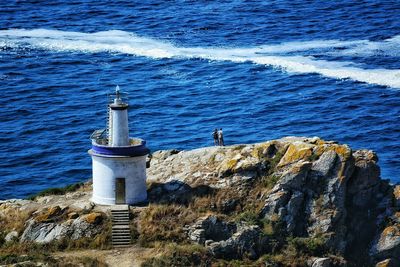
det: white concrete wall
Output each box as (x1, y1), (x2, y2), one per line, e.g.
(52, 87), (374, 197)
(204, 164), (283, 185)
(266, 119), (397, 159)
(91, 154), (147, 205)
(111, 109), (129, 147)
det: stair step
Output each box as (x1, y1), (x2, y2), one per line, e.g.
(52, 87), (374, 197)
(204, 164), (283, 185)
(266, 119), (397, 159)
(112, 239), (131, 242)
(113, 239), (131, 244)
(113, 221), (129, 224)
(112, 235), (130, 238)
(110, 205), (131, 248)
(113, 236), (131, 242)
(112, 232), (130, 235)
(112, 229), (130, 232)
(111, 204), (129, 210)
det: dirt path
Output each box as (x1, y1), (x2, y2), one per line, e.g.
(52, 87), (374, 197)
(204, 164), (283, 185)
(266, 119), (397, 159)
(53, 246), (154, 267)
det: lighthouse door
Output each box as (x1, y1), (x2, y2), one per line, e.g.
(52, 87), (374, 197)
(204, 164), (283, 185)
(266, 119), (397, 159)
(115, 178), (126, 204)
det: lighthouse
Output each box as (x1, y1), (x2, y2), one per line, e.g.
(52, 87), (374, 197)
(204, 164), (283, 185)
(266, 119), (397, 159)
(88, 86), (149, 205)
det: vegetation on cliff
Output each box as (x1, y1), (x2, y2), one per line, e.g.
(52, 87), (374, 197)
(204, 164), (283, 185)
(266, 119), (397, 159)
(0, 137), (399, 266)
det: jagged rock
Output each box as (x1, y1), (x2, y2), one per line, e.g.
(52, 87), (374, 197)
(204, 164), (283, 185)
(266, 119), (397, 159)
(311, 257), (331, 267)
(83, 212), (103, 224)
(347, 150), (381, 208)
(148, 137), (400, 263)
(20, 213), (105, 243)
(311, 150), (338, 177)
(261, 190), (290, 217)
(275, 161), (311, 191)
(187, 215), (236, 245)
(207, 225), (265, 260)
(187, 216), (266, 259)
(34, 206), (64, 223)
(5, 230), (18, 242)
(370, 224), (400, 261)
(375, 258), (399, 267)
(393, 185), (400, 207)
(69, 199), (95, 211)
(67, 212), (79, 219)
(277, 142), (313, 167)
(2, 137), (400, 265)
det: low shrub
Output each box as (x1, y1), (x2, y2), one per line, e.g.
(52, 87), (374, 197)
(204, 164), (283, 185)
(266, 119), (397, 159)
(235, 211), (259, 225)
(27, 182), (84, 200)
(287, 236), (327, 256)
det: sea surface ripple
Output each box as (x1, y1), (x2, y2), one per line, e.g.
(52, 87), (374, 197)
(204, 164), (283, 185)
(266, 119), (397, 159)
(0, 0), (399, 199)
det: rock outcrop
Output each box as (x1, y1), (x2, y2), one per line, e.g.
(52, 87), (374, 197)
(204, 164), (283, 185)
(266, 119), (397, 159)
(20, 208), (104, 243)
(0, 186), (109, 246)
(186, 215), (266, 259)
(0, 136), (399, 266)
(146, 137), (400, 265)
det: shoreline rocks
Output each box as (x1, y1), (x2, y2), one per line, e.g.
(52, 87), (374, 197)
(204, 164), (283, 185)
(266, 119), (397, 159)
(1, 136), (399, 266)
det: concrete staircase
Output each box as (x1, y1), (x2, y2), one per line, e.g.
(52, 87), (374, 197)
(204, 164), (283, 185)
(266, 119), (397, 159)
(111, 205), (131, 248)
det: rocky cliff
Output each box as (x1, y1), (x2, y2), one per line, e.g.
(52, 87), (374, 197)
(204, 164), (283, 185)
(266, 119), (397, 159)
(1, 137), (399, 266)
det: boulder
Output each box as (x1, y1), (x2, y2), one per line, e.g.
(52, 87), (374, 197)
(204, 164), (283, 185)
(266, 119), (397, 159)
(5, 230), (18, 242)
(311, 150), (338, 177)
(370, 224), (400, 261)
(311, 257), (331, 267)
(187, 215), (236, 245)
(375, 258), (399, 267)
(20, 213), (105, 243)
(393, 185), (400, 208)
(207, 225), (265, 260)
(34, 206), (63, 223)
(187, 216), (266, 259)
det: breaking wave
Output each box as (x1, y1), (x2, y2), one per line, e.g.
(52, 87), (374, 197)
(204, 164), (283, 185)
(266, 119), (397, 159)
(1, 29), (400, 88)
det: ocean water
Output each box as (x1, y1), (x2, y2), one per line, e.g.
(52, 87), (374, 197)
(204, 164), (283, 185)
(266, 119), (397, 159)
(0, 0), (400, 199)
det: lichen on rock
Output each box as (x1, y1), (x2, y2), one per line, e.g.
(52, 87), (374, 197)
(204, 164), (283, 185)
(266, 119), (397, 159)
(1, 136), (399, 266)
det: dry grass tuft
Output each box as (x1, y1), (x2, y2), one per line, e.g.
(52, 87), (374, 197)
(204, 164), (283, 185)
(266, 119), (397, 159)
(138, 204), (197, 246)
(0, 206), (33, 234)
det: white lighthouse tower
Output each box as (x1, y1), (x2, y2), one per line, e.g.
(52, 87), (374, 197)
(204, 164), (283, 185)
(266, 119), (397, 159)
(88, 86), (149, 205)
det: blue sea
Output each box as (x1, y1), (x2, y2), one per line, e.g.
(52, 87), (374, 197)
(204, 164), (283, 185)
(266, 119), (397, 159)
(1, 0), (400, 199)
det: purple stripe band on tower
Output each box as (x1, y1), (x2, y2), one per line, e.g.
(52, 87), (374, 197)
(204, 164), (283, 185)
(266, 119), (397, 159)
(91, 142), (149, 157)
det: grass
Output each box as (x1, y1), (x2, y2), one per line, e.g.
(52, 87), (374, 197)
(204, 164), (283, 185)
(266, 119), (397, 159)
(0, 253), (55, 265)
(27, 182), (84, 200)
(0, 207), (33, 234)
(235, 211), (259, 226)
(307, 152), (320, 162)
(286, 236), (327, 256)
(0, 214), (112, 258)
(0, 252), (106, 266)
(0, 233), (111, 265)
(267, 149), (285, 171)
(138, 204), (197, 247)
(261, 174), (281, 190)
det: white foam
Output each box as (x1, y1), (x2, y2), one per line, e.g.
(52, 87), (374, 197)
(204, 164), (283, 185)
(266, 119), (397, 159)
(1, 28), (400, 88)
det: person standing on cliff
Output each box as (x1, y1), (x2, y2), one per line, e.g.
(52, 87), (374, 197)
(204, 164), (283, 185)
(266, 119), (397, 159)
(218, 128), (224, 146)
(212, 128), (218, 146)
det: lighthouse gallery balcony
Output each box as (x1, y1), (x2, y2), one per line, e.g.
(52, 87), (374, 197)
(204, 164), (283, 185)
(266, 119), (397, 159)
(89, 136), (149, 157)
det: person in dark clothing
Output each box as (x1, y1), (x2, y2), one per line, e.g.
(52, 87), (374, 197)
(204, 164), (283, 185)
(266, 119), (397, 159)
(218, 128), (224, 146)
(212, 128), (218, 145)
